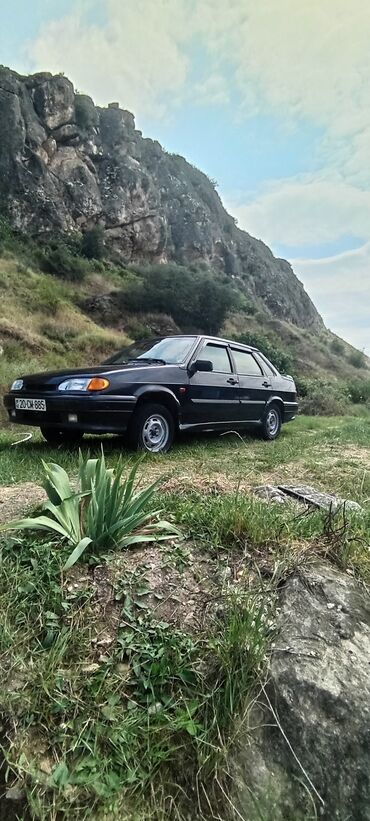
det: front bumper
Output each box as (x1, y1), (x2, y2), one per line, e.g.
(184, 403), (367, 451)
(4, 393), (137, 433)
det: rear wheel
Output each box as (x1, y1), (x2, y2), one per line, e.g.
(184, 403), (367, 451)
(128, 403), (175, 453)
(261, 404), (282, 440)
(40, 427), (84, 446)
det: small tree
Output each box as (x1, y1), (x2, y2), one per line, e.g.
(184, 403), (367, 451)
(82, 226), (105, 260)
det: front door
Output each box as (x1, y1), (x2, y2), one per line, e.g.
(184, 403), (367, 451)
(185, 342), (240, 426)
(230, 347), (273, 422)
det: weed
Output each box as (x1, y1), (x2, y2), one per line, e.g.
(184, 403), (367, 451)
(2, 451), (180, 570)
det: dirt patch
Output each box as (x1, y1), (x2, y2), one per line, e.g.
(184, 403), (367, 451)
(0, 483), (45, 524)
(65, 542), (224, 652)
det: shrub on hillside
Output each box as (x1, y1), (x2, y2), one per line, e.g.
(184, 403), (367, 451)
(39, 243), (89, 282)
(299, 378), (350, 416)
(122, 263), (241, 334)
(330, 338), (345, 356)
(347, 379), (370, 404)
(231, 331), (293, 374)
(348, 349), (366, 369)
(81, 226), (105, 260)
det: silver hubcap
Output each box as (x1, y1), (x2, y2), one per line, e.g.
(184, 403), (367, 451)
(266, 409), (279, 436)
(142, 414), (169, 452)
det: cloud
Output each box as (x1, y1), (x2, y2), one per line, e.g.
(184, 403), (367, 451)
(27, 0), (191, 120)
(27, 1), (370, 137)
(293, 243), (370, 352)
(226, 174), (370, 247)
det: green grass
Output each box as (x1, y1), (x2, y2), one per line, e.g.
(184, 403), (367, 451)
(0, 533), (269, 820)
(1, 415), (370, 818)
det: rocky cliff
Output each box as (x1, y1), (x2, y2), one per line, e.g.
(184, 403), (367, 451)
(0, 66), (322, 331)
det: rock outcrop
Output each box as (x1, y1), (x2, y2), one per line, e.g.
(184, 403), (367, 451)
(0, 66), (322, 330)
(233, 563), (370, 820)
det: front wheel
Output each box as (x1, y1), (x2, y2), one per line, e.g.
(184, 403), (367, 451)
(40, 427), (84, 446)
(261, 404), (282, 440)
(128, 403), (175, 453)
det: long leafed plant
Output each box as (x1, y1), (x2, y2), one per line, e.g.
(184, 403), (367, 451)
(2, 450), (180, 570)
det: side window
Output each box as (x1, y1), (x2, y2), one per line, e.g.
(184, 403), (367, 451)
(231, 349), (263, 376)
(258, 353), (278, 376)
(203, 343), (232, 373)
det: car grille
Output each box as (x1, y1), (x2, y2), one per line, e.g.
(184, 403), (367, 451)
(22, 382), (57, 393)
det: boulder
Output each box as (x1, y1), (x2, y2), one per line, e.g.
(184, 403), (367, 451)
(33, 76), (75, 130)
(233, 563), (370, 820)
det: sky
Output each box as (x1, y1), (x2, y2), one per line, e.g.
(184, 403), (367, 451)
(1, 0), (370, 351)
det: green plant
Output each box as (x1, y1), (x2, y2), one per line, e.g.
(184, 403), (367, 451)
(298, 378), (350, 416)
(122, 263), (241, 334)
(330, 338), (345, 356)
(81, 225), (105, 260)
(39, 243), (89, 282)
(347, 379), (370, 404)
(2, 450), (180, 570)
(348, 349), (366, 369)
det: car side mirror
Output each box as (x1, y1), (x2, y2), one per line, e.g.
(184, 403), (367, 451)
(189, 359), (213, 374)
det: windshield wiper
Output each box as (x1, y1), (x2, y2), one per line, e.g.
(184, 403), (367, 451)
(129, 357), (167, 365)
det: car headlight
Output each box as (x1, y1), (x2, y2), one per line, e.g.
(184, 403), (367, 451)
(58, 377), (110, 392)
(11, 379), (23, 392)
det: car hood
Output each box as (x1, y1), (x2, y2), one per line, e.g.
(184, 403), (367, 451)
(19, 361), (166, 388)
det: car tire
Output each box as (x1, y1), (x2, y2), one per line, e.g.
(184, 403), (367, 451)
(261, 403), (282, 440)
(40, 427), (84, 446)
(128, 403), (175, 453)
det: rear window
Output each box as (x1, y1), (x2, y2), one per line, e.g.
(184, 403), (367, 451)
(258, 353), (278, 376)
(231, 349), (263, 376)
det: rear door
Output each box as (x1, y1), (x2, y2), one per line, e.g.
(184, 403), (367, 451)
(229, 347), (273, 422)
(185, 341), (239, 425)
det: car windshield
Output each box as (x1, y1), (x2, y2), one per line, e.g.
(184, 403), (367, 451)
(103, 336), (196, 366)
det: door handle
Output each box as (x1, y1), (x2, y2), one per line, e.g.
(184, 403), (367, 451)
(227, 377), (238, 385)
(262, 380), (271, 388)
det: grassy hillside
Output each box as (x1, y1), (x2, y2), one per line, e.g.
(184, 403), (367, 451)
(0, 227), (370, 421)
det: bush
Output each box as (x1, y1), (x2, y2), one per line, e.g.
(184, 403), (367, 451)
(347, 379), (370, 404)
(231, 331), (293, 374)
(81, 226), (105, 260)
(348, 349), (366, 369)
(122, 263), (241, 334)
(330, 338), (345, 356)
(39, 243), (89, 281)
(298, 378), (350, 416)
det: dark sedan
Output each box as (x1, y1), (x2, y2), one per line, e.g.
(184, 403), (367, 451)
(4, 335), (298, 452)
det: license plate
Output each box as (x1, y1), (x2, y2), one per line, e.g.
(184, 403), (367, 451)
(15, 398), (46, 412)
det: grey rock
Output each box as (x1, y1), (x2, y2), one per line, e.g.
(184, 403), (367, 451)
(233, 563), (370, 820)
(253, 483), (363, 513)
(33, 75), (74, 130)
(52, 123), (80, 143)
(254, 484), (289, 504)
